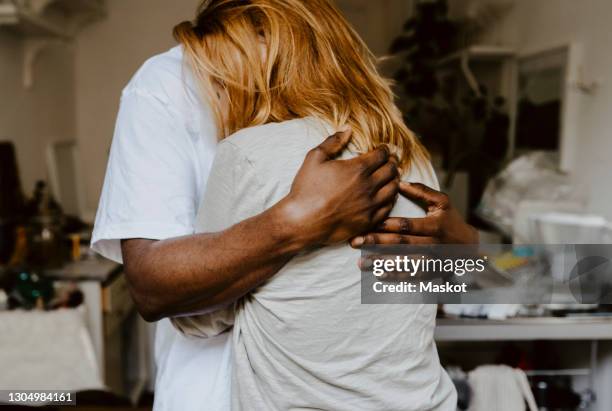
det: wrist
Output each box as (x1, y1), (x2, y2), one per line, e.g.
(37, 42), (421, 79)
(270, 195), (322, 253)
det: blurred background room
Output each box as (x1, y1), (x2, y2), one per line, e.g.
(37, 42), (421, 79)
(1, 0), (611, 410)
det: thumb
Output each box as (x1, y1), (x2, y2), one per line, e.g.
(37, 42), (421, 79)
(399, 182), (449, 210)
(309, 127), (352, 162)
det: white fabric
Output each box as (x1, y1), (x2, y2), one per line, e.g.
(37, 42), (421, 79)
(0, 309), (104, 394)
(91, 46), (232, 411)
(468, 365), (537, 411)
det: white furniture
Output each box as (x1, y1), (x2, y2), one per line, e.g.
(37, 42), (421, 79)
(46, 257), (152, 402)
(436, 316), (612, 411)
(436, 316), (612, 341)
(0, 308), (104, 393)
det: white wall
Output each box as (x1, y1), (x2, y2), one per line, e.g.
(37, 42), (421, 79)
(0, 31), (75, 196)
(336, 0), (413, 56)
(452, 0), (612, 220)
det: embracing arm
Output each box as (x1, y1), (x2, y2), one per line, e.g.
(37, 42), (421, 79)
(122, 130), (399, 321)
(122, 204), (301, 322)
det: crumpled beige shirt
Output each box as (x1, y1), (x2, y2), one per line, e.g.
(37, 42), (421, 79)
(172, 117), (456, 411)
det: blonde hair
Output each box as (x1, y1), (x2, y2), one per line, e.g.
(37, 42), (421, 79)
(174, 0), (428, 171)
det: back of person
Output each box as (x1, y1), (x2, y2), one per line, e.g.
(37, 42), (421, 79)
(190, 117), (456, 410)
(171, 1), (456, 407)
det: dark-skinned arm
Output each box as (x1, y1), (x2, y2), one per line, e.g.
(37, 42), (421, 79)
(122, 129), (400, 322)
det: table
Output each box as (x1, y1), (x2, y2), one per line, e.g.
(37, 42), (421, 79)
(46, 257), (151, 402)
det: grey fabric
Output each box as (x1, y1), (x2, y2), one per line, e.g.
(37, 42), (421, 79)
(173, 117), (457, 411)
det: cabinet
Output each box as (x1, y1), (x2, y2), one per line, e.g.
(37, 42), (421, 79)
(48, 258), (153, 402)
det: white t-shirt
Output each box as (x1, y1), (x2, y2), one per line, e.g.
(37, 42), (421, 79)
(91, 46), (231, 411)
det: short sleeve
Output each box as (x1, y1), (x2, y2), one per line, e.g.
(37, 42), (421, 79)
(91, 90), (201, 263)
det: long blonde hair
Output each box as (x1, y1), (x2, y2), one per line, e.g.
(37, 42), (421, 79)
(174, 0), (428, 170)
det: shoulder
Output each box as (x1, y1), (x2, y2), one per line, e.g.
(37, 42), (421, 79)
(389, 159), (440, 218)
(121, 46), (201, 112)
(402, 160), (439, 191)
(223, 117), (333, 161)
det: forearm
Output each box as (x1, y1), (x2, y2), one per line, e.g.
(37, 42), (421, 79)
(123, 198), (306, 321)
(121, 132), (399, 322)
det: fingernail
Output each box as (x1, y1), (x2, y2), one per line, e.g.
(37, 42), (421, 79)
(361, 257), (373, 270)
(339, 124), (351, 132)
(352, 236), (364, 247)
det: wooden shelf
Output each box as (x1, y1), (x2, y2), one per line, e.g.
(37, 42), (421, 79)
(438, 45), (516, 66)
(435, 316), (612, 341)
(433, 44), (516, 99)
(12, 8), (69, 37)
(0, 0), (105, 39)
(0, 0), (106, 88)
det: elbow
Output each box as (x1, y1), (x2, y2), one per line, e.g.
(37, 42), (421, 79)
(141, 311), (164, 323)
(123, 269), (170, 323)
(121, 239), (174, 322)
(132, 293), (165, 323)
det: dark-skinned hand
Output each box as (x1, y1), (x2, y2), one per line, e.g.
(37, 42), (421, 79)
(282, 128), (400, 246)
(350, 182), (479, 247)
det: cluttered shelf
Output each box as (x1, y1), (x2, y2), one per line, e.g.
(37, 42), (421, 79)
(435, 313), (609, 410)
(435, 315), (612, 341)
(46, 256), (122, 284)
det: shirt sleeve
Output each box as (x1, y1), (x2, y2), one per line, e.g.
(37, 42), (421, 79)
(91, 90), (201, 263)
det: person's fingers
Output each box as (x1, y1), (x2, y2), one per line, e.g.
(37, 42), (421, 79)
(308, 128), (353, 162)
(355, 233), (440, 246)
(377, 217), (439, 237)
(399, 182), (450, 210)
(372, 179), (399, 206)
(348, 145), (390, 175)
(371, 203), (394, 227)
(350, 236), (365, 248)
(357, 254), (392, 271)
(369, 159), (399, 193)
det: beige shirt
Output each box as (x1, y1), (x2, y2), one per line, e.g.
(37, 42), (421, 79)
(173, 117), (456, 411)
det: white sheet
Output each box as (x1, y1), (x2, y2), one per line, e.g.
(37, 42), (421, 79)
(0, 308), (104, 393)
